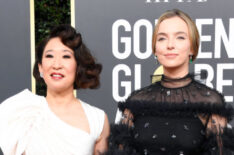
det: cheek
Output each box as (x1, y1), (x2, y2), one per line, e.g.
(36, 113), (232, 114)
(155, 47), (165, 59)
(67, 62), (77, 75)
(40, 61), (50, 72)
(155, 43), (166, 54)
(179, 45), (190, 51)
(177, 41), (191, 52)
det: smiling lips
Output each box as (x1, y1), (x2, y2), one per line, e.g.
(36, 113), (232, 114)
(164, 53), (178, 58)
(51, 72), (64, 80)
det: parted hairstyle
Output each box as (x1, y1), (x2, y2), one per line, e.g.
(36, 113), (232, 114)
(33, 24), (102, 89)
(152, 9), (200, 61)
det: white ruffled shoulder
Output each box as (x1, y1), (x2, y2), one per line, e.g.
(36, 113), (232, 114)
(0, 89), (47, 155)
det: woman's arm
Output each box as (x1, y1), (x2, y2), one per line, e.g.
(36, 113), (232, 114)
(94, 114), (110, 155)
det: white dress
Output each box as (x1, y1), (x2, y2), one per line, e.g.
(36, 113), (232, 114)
(0, 89), (105, 155)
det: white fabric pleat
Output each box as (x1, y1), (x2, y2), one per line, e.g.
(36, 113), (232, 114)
(0, 89), (105, 155)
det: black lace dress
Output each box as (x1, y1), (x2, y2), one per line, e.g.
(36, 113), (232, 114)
(107, 74), (234, 155)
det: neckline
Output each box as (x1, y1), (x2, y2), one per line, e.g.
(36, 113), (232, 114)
(43, 97), (91, 136)
(159, 73), (193, 89)
(161, 73), (191, 81)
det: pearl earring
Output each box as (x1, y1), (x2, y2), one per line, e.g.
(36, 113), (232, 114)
(40, 72), (43, 78)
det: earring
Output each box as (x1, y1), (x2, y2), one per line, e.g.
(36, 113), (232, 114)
(189, 55), (193, 63)
(154, 55), (158, 64)
(40, 72), (43, 78)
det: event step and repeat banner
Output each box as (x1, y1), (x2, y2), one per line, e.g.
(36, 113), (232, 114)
(0, 0), (233, 124)
(0, 0), (31, 101)
(75, 0), (234, 123)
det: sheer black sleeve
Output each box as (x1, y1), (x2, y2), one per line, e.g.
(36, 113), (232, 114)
(105, 107), (140, 154)
(198, 87), (234, 155)
(105, 123), (139, 155)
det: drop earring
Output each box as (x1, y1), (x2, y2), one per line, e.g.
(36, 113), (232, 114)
(40, 72), (43, 78)
(189, 55), (193, 63)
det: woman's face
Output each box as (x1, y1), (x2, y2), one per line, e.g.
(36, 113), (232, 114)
(38, 37), (77, 92)
(155, 16), (193, 73)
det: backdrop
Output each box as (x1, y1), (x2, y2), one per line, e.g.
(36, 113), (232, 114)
(0, 0), (233, 125)
(0, 0), (31, 102)
(75, 0), (234, 123)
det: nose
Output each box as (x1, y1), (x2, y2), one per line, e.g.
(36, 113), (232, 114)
(167, 38), (175, 50)
(52, 58), (62, 69)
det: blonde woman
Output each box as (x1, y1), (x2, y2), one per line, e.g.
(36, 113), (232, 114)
(107, 9), (234, 155)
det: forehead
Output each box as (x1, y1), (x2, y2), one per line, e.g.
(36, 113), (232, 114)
(158, 16), (189, 34)
(44, 37), (73, 52)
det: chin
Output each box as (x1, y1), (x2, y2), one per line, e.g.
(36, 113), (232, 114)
(162, 63), (180, 68)
(163, 62), (188, 71)
(48, 85), (73, 93)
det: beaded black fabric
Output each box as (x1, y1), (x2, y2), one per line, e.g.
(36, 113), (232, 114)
(106, 74), (234, 155)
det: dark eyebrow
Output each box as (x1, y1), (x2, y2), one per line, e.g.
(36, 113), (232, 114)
(44, 50), (53, 54)
(63, 49), (74, 55)
(44, 49), (74, 55)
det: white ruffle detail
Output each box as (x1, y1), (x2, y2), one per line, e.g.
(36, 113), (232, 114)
(0, 89), (47, 155)
(0, 89), (105, 155)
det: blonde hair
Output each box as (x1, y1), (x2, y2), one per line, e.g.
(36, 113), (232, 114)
(152, 9), (200, 61)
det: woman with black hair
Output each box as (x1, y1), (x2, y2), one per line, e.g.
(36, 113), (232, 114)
(0, 24), (109, 155)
